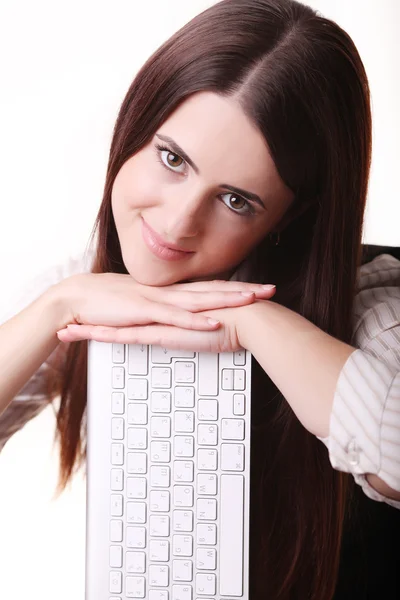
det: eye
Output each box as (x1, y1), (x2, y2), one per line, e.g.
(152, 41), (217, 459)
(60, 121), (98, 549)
(220, 192), (255, 216)
(155, 143), (256, 217)
(155, 144), (186, 173)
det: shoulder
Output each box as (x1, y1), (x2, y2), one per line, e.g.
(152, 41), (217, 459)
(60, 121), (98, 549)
(352, 253), (400, 362)
(1, 246), (95, 326)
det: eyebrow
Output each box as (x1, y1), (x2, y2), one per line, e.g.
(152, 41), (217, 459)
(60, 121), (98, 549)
(155, 133), (266, 209)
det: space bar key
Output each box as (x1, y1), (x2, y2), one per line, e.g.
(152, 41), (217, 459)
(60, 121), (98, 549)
(220, 474), (244, 597)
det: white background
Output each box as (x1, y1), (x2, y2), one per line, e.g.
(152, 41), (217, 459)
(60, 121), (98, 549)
(0, 1), (399, 598)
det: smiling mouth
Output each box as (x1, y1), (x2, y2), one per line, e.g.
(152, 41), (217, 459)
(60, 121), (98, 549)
(141, 218), (195, 261)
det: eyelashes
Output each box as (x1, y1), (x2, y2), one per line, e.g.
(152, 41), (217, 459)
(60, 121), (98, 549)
(154, 143), (255, 217)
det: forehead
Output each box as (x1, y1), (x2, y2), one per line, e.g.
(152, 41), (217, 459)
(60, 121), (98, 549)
(157, 91), (291, 204)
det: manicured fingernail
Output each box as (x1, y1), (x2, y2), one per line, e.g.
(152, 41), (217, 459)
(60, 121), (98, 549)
(207, 318), (220, 326)
(241, 292), (255, 297)
(262, 285), (276, 290)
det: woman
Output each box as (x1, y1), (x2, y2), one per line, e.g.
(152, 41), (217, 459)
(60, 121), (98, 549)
(0, 0), (399, 598)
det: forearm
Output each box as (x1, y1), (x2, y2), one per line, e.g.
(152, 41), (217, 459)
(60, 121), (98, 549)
(237, 299), (354, 438)
(237, 299), (400, 501)
(0, 282), (72, 416)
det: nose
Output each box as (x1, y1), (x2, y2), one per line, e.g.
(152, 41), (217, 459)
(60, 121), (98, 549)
(161, 188), (210, 241)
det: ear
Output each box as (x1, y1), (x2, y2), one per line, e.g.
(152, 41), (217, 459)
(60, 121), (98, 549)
(271, 198), (314, 234)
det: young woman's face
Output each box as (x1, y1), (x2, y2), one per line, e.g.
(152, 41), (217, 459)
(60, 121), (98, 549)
(111, 91), (295, 285)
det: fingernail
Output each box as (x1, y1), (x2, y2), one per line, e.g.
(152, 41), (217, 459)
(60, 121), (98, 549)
(207, 318), (220, 325)
(262, 285), (276, 290)
(241, 292), (255, 297)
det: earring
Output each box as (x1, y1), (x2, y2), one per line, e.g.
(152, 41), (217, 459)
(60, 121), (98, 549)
(268, 231), (280, 246)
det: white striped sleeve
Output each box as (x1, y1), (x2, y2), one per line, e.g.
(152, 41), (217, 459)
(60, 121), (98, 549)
(317, 289), (400, 509)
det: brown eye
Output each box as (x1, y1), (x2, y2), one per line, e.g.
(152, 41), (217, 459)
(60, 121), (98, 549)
(229, 195), (246, 210)
(220, 192), (253, 216)
(166, 151), (183, 168)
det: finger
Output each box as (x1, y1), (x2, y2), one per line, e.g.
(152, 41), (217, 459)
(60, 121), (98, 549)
(66, 323), (224, 352)
(145, 290), (260, 312)
(164, 280), (276, 293)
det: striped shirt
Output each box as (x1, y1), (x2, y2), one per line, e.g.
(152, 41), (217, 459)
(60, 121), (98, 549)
(1, 250), (399, 509)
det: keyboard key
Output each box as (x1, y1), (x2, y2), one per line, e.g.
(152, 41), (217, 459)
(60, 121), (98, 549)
(128, 344), (148, 375)
(152, 367), (172, 388)
(111, 418), (124, 440)
(127, 452), (147, 474)
(112, 366), (125, 389)
(196, 474), (217, 496)
(174, 412), (194, 433)
(151, 391), (172, 413)
(173, 559), (193, 582)
(221, 418), (245, 440)
(173, 461), (194, 482)
(109, 571), (122, 594)
(151, 416), (171, 438)
(110, 494), (123, 516)
(173, 510), (194, 532)
(233, 369), (245, 390)
(174, 436), (194, 458)
(233, 393), (245, 415)
(175, 361), (195, 383)
(127, 476), (147, 499)
(152, 346), (194, 364)
(126, 550), (146, 574)
(172, 584), (192, 599)
(110, 545), (123, 568)
(197, 424), (218, 445)
(126, 526), (146, 549)
(112, 343), (125, 363)
(111, 443), (124, 465)
(220, 474), (244, 596)
(151, 465), (171, 488)
(172, 535), (193, 557)
(110, 520), (123, 542)
(233, 349), (246, 365)
(196, 523), (217, 545)
(196, 547), (216, 570)
(197, 399), (218, 421)
(198, 353), (218, 396)
(197, 449), (217, 471)
(127, 378), (148, 400)
(111, 469), (124, 491)
(127, 501), (147, 524)
(221, 369), (234, 390)
(149, 564), (169, 587)
(195, 573), (215, 595)
(111, 391), (125, 414)
(150, 589), (171, 600)
(221, 444), (244, 471)
(126, 575), (145, 598)
(197, 499), (217, 521)
(173, 485), (194, 507)
(128, 427), (148, 449)
(149, 539), (170, 562)
(174, 386), (195, 408)
(150, 490), (170, 512)
(128, 403), (148, 425)
(151, 440), (171, 463)
(150, 515), (170, 537)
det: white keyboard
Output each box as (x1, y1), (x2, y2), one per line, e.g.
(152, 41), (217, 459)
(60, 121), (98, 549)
(86, 341), (252, 600)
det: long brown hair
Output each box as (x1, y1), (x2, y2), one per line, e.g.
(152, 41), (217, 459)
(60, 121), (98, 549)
(46, 1), (372, 597)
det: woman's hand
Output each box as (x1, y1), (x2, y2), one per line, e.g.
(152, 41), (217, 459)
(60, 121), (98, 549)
(56, 273), (276, 352)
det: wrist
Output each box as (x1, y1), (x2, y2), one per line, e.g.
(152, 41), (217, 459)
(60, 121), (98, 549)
(44, 274), (81, 330)
(236, 299), (271, 350)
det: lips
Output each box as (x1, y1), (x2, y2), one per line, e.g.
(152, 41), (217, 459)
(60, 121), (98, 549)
(141, 217), (195, 261)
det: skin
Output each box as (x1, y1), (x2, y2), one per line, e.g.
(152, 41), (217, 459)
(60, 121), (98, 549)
(59, 91), (400, 501)
(111, 90), (308, 287)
